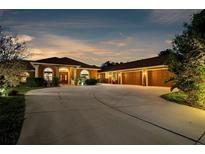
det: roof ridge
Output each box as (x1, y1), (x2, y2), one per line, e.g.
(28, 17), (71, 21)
(99, 55), (168, 72)
(33, 56), (99, 69)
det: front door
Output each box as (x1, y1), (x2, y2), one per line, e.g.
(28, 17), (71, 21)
(59, 72), (68, 84)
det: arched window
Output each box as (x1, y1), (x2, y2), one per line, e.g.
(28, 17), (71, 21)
(80, 69), (90, 79)
(44, 67), (53, 81)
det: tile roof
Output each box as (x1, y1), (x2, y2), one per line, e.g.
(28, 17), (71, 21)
(33, 57), (99, 69)
(99, 55), (168, 72)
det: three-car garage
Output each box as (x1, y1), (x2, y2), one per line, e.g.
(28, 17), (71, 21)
(99, 68), (172, 87)
(98, 55), (173, 87)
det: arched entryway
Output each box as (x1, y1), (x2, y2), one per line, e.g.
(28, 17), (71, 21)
(59, 67), (69, 84)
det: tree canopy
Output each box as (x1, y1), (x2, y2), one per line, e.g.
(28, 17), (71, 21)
(167, 10), (205, 107)
(0, 26), (29, 95)
(101, 61), (123, 68)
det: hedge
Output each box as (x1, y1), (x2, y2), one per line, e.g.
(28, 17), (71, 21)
(26, 77), (46, 87)
(85, 79), (97, 85)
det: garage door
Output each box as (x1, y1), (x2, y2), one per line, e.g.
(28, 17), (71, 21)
(148, 69), (172, 87)
(99, 73), (109, 83)
(122, 71), (142, 85)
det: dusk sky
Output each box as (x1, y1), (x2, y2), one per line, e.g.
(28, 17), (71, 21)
(0, 9), (201, 65)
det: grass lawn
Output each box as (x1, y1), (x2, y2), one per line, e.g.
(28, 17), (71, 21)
(161, 91), (205, 110)
(0, 96), (25, 144)
(13, 85), (43, 95)
(0, 85), (43, 144)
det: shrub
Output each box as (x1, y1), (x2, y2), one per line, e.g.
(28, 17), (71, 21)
(52, 77), (59, 87)
(9, 89), (18, 96)
(0, 88), (18, 96)
(7, 89), (18, 96)
(26, 77), (46, 87)
(85, 79), (97, 85)
(76, 77), (86, 85)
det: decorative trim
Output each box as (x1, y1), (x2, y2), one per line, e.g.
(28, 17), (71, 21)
(99, 65), (168, 73)
(30, 62), (100, 70)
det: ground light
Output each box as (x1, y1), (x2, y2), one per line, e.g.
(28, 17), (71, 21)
(0, 88), (6, 96)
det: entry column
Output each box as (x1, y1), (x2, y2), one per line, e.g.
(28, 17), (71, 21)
(118, 72), (123, 84)
(74, 68), (77, 81)
(34, 65), (39, 78)
(142, 70), (148, 86)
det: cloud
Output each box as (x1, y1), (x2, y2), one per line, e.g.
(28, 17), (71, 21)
(149, 10), (201, 24)
(126, 48), (146, 52)
(17, 34), (34, 43)
(28, 34), (114, 64)
(99, 37), (139, 48)
(1, 17), (120, 31)
(164, 39), (172, 44)
(28, 34), (163, 65)
(0, 10), (5, 16)
(39, 34), (113, 54)
(100, 40), (128, 47)
(30, 48), (84, 60)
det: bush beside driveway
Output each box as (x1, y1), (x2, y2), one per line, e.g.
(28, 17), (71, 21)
(161, 91), (205, 110)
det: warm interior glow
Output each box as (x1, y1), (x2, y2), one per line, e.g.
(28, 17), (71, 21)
(80, 69), (90, 79)
(105, 72), (109, 79)
(143, 70), (147, 76)
(21, 72), (30, 83)
(44, 67), (53, 81)
(59, 67), (69, 72)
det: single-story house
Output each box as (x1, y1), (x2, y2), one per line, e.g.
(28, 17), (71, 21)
(22, 57), (100, 85)
(98, 55), (173, 87)
(22, 55), (173, 87)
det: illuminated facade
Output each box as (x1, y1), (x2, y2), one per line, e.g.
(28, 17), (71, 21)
(26, 57), (99, 85)
(98, 55), (173, 87)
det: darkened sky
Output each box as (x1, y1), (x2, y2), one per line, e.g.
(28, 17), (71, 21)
(0, 9), (200, 65)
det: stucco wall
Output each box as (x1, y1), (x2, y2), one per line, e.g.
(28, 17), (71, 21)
(89, 70), (98, 79)
(38, 65), (57, 78)
(76, 69), (98, 79)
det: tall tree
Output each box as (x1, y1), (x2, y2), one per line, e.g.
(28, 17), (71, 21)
(0, 26), (29, 95)
(158, 49), (172, 57)
(167, 10), (205, 107)
(101, 61), (123, 68)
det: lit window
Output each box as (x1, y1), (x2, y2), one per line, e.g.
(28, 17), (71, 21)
(44, 67), (53, 81)
(113, 72), (117, 81)
(59, 67), (68, 72)
(80, 70), (90, 79)
(105, 73), (109, 79)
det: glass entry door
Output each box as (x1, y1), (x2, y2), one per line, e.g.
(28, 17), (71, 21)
(59, 72), (68, 84)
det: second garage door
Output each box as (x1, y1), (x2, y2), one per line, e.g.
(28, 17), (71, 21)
(122, 71), (142, 85)
(148, 69), (172, 87)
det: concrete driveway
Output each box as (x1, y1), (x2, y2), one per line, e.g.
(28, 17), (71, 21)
(18, 84), (205, 144)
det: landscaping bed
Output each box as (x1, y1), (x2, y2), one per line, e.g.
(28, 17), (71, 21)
(161, 91), (205, 110)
